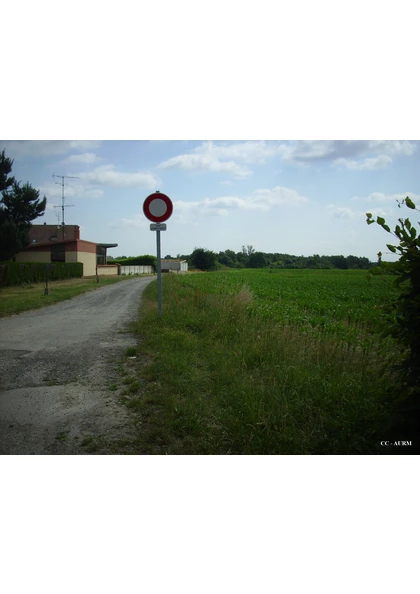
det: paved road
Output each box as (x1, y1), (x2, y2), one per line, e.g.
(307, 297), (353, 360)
(0, 277), (154, 454)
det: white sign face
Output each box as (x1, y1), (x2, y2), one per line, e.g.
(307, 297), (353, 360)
(150, 223), (167, 231)
(149, 199), (168, 218)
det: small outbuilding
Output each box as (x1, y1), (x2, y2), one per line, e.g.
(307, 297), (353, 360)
(161, 259), (188, 273)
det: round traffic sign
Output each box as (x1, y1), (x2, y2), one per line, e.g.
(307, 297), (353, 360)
(143, 192), (173, 223)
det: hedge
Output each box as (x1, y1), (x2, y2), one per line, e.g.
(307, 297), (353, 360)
(113, 255), (157, 267)
(1, 262), (83, 286)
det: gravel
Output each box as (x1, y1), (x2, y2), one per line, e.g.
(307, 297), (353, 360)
(0, 276), (154, 454)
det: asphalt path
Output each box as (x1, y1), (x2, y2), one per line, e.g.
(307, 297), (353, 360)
(0, 276), (154, 454)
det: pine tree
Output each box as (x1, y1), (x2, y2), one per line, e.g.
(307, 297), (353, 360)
(0, 149), (47, 261)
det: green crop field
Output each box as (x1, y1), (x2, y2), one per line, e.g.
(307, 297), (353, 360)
(126, 269), (402, 455)
(171, 268), (399, 348)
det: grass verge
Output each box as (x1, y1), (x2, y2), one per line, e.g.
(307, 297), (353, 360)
(0, 275), (142, 318)
(121, 275), (399, 455)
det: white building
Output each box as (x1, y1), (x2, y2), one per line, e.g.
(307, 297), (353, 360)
(161, 259), (188, 273)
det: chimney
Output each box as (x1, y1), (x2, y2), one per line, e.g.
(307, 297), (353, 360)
(74, 226), (80, 240)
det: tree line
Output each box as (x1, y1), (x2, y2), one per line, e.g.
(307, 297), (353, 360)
(164, 246), (373, 271)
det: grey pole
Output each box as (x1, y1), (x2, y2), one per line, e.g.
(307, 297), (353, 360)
(156, 229), (162, 317)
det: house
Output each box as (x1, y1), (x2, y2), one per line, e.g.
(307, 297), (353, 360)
(14, 224), (119, 277)
(161, 259), (188, 273)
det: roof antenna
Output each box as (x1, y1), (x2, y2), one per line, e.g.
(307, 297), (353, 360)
(52, 174), (79, 239)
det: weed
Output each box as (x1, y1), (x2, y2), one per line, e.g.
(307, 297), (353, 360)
(55, 431), (68, 441)
(125, 346), (137, 357)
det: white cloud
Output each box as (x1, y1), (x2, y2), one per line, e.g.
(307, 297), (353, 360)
(1, 140), (101, 157)
(328, 204), (388, 219)
(83, 189), (104, 199)
(155, 140), (417, 178)
(328, 205), (362, 219)
(109, 216), (149, 230)
(39, 183), (104, 201)
(252, 186), (309, 208)
(369, 208), (389, 218)
(73, 165), (161, 189)
(40, 163), (160, 205)
(156, 141), (294, 178)
(366, 140), (417, 156)
(283, 140), (417, 164)
(333, 155), (392, 170)
(61, 152), (101, 165)
(157, 153), (252, 178)
(351, 191), (420, 203)
(287, 140), (337, 162)
(194, 140), (290, 164)
(173, 186), (308, 222)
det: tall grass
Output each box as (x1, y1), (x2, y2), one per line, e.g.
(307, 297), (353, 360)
(133, 275), (398, 454)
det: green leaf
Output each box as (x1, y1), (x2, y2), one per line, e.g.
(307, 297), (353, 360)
(386, 244), (397, 253)
(405, 197), (416, 210)
(410, 227), (417, 239)
(366, 213), (372, 219)
(383, 224), (391, 233)
(377, 216), (385, 226)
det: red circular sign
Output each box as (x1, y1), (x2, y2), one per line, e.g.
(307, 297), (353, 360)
(143, 192), (173, 223)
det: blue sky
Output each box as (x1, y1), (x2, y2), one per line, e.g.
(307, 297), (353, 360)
(1, 140), (418, 261)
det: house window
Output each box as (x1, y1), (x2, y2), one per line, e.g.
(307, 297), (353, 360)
(51, 244), (65, 262)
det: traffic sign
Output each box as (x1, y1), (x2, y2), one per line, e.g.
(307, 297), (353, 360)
(150, 223), (167, 231)
(143, 191), (173, 223)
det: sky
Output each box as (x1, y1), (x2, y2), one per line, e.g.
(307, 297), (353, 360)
(1, 140), (418, 262)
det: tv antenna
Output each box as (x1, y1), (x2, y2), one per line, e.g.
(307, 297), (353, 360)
(52, 174), (78, 239)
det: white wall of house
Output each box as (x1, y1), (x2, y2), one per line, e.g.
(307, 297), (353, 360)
(96, 264), (120, 276)
(74, 251), (96, 276)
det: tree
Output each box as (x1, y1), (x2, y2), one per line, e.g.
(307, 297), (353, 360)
(0, 219), (21, 261)
(330, 255), (348, 269)
(248, 251), (267, 268)
(218, 249), (237, 267)
(0, 150), (15, 192)
(0, 150), (47, 261)
(367, 197), (420, 448)
(190, 247), (218, 271)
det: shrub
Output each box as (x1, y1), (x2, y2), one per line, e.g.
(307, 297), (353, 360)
(113, 254), (157, 269)
(367, 197), (420, 449)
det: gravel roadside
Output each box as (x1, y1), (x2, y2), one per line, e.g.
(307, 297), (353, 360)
(0, 276), (154, 455)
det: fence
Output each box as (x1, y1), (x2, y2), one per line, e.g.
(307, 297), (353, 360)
(120, 265), (154, 275)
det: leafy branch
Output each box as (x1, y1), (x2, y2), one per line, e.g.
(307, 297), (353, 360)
(366, 197), (420, 448)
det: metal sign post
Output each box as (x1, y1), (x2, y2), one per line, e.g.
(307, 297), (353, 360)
(143, 192), (173, 317)
(152, 223), (167, 317)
